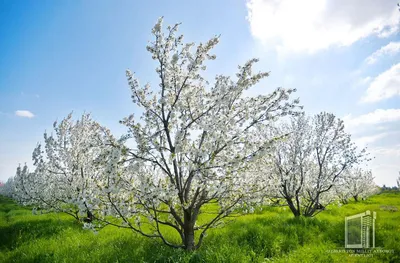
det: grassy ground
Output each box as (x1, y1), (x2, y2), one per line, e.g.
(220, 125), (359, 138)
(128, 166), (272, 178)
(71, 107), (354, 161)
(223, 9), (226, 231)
(0, 192), (399, 263)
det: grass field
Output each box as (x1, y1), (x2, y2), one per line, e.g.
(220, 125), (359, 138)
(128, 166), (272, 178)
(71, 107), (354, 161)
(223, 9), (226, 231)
(0, 192), (399, 263)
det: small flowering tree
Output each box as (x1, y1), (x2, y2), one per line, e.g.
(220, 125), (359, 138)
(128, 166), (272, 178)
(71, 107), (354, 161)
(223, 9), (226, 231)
(13, 164), (38, 205)
(0, 177), (14, 198)
(269, 112), (368, 217)
(91, 17), (301, 250)
(334, 179), (352, 204)
(30, 113), (111, 221)
(0, 180), (6, 196)
(338, 168), (377, 202)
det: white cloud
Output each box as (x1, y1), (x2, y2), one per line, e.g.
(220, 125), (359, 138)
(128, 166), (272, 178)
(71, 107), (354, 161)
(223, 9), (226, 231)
(246, 0), (400, 53)
(365, 41), (400, 65)
(354, 132), (390, 148)
(358, 76), (372, 86)
(15, 110), (35, 118)
(369, 146), (400, 157)
(343, 108), (400, 133)
(342, 111), (400, 186)
(361, 63), (400, 103)
(343, 110), (400, 186)
(368, 145), (400, 186)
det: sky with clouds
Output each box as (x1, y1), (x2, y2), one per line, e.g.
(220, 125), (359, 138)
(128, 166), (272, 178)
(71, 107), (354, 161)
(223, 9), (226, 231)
(0, 0), (399, 186)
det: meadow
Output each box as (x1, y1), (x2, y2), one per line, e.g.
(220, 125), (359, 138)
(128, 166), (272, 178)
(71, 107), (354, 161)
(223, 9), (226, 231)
(0, 192), (399, 263)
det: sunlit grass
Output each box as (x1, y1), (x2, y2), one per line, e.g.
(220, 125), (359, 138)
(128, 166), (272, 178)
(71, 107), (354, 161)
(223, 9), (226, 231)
(0, 192), (399, 262)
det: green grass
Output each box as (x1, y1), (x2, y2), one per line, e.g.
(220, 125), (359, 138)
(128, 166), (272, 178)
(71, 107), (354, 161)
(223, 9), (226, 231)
(0, 192), (399, 263)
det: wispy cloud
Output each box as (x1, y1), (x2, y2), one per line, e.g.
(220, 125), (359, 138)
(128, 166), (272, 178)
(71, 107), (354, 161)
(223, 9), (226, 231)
(353, 76), (372, 89)
(343, 108), (400, 133)
(246, 0), (400, 53)
(343, 110), (400, 186)
(353, 132), (391, 148)
(365, 41), (400, 65)
(0, 112), (12, 118)
(368, 145), (400, 186)
(15, 110), (35, 118)
(360, 63), (400, 103)
(369, 146), (400, 157)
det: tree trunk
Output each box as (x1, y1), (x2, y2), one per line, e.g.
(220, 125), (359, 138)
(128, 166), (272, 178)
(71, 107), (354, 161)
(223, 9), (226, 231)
(286, 197), (301, 217)
(183, 226), (195, 251)
(303, 206), (316, 217)
(353, 195), (359, 202)
(84, 210), (94, 223)
(183, 210), (196, 250)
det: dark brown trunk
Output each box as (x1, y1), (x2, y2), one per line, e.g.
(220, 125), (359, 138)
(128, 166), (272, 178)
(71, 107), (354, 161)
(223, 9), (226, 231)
(353, 195), (359, 202)
(304, 207), (315, 217)
(286, 197), (301, 217)
(84, 210), (94, 223)
(183, 226), (195, 251)
(183, 210), (196, 250)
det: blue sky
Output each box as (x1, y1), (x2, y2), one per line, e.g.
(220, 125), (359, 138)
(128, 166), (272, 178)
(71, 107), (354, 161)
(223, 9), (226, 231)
(0, 0), (399, 186)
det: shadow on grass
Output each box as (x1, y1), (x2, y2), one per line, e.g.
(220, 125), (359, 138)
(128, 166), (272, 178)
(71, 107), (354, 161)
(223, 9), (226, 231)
(0, 196), (21, 214)
(0, 218), (73, 250)
(6, 231), (194, 263)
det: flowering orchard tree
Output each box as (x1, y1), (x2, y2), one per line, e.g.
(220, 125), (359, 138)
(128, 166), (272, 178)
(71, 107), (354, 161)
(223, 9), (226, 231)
(0, 177), (14, 198)
(336, 168), (378, 203)
(13, 164), (39, 205)
(30, 113), (111, 221)
(269, 112), (368, 217)
(12, 163), (58, 213)
(2, 177), (15, 198)
(334, 179), (353, 204)
(92, 17), (301, 250)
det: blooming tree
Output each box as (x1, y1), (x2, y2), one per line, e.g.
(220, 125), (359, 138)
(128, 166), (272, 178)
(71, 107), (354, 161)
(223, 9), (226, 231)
(0, 177), (14, 198)
(29, 113), (111, 221)
(336, 168), (378, 203)
(91, 17), (301, 250)
(13, 164), (39, 205)
(334, 179), (353, 204)
(268, 112), (368, 217)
